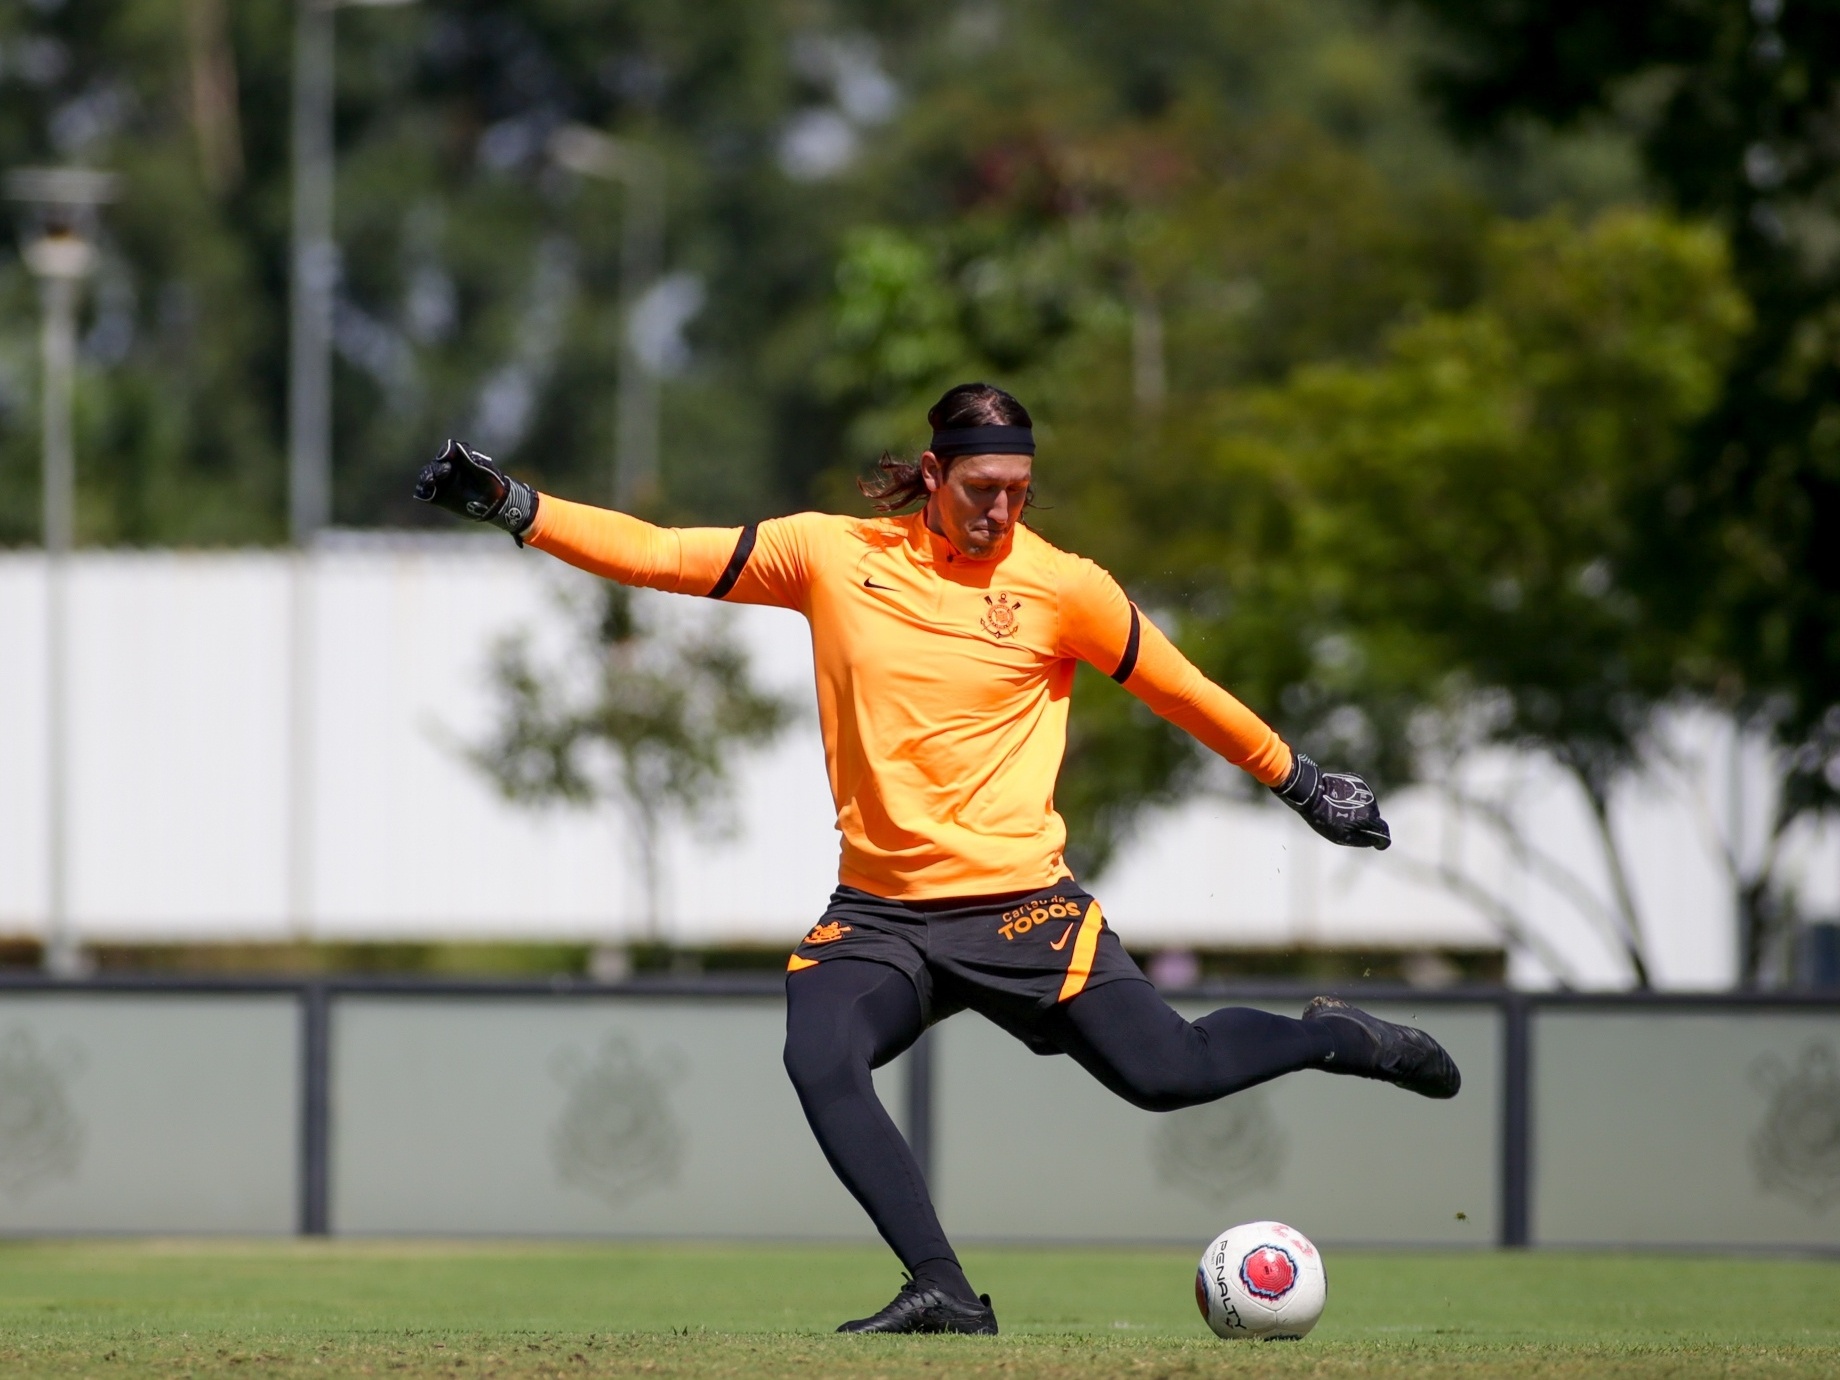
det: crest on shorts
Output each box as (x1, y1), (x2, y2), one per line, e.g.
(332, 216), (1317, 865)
(981, 592), (1023, 639)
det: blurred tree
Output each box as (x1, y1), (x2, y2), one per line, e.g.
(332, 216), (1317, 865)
(1404, 0), (1840, 980)
(468, 583), (794, 941)
(1194, 211), (1748, 984)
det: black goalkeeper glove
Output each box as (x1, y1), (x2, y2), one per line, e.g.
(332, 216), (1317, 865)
(413, 439), (538, 539)
(1273, 753), (1391, 850)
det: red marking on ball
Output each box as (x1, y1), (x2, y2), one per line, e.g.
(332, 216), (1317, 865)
(1195, 1267), (1210, 1320)
(1240, 1245), (1298, 1300)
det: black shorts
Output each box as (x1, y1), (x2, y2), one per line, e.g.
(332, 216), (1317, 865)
(787, 882), (1148, 1050)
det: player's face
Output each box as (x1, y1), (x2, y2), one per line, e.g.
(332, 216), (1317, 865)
(921, 452), (1033, 559)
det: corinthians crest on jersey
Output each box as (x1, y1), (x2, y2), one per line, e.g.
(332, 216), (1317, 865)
(981, 592), (1023, 639)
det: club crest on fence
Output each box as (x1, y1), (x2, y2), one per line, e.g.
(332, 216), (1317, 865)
(549, 1033), (686, 1208)
(1151, 1087), (1287, 1205)
(1750, 1039), (1840, 1213)
(0, 1028), (84, 1199)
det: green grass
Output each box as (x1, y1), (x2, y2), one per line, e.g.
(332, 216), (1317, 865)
(0, 1240), (1836, 1378)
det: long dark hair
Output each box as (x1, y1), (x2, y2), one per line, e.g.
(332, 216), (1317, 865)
(857, 382), (1034, 513)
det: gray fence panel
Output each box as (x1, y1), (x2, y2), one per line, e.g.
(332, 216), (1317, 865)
(930, 1001), (1500, 1246)
(0, 979), (1827, 1246)
(0, 994), (298, 1233)
(329, 996), (908, 1237)
(1533, 1010), (1840, 1248)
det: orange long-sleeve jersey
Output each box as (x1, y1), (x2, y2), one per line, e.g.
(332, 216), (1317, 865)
(527, 496), (1293, 900)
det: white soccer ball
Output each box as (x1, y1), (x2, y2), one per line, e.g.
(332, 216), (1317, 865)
(1193, 1220), (1327, 1340)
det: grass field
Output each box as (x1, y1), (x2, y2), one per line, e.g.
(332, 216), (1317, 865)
(1, 1240), (1837, 1379)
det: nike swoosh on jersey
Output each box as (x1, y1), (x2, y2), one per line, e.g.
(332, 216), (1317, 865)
(1049, 922), (1077, 951)
(863, 578), (896, 591)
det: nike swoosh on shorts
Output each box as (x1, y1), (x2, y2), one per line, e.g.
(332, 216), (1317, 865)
(1050, 923), (1076, 951)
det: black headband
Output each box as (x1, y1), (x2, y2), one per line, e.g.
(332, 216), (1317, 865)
(929, 424), (1035, 457)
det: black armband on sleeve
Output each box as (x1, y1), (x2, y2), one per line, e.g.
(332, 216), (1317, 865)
(1109, 604), (1142, 684)
(706, 523), (759, 599)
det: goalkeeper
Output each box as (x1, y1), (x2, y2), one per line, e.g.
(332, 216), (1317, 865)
(415, 381), (1460, 1336)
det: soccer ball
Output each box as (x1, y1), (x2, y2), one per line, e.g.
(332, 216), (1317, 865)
(1193, 1220), (1327, 1340)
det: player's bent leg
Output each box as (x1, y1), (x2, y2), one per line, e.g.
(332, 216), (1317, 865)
(783, 959), (995, 1333)
(1049, 979), (1339, 1111)
(1301, 995), (1461, 1098)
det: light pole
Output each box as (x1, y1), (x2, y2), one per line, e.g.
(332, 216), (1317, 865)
(288, 0), (336, 545)
(549, 125), (666, 510)
(5, 166), (118, 977)
(288, 0), (418, 541)
(286, 0), (415, 938)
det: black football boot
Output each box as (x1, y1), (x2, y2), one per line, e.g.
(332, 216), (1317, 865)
(837, 1279), (999, 1335)
(1302, 996), (1462, 1099)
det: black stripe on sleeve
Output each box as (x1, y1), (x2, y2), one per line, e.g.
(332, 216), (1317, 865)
(1110, 604), (1142, 684)
(705, 523), (759, 600)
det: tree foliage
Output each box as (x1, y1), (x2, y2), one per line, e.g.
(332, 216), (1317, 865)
(1238, 212), (1746, 785)
(1201, 212), (1746, 981)
(1405, 0), (1840, 979)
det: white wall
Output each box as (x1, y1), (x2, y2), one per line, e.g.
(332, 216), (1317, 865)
(2, 538), (1832, 987)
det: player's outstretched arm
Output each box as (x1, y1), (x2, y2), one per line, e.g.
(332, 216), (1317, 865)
(411, 440), (812, 605)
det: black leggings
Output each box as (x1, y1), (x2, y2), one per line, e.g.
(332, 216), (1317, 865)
(782, 960), (1335, 1279)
